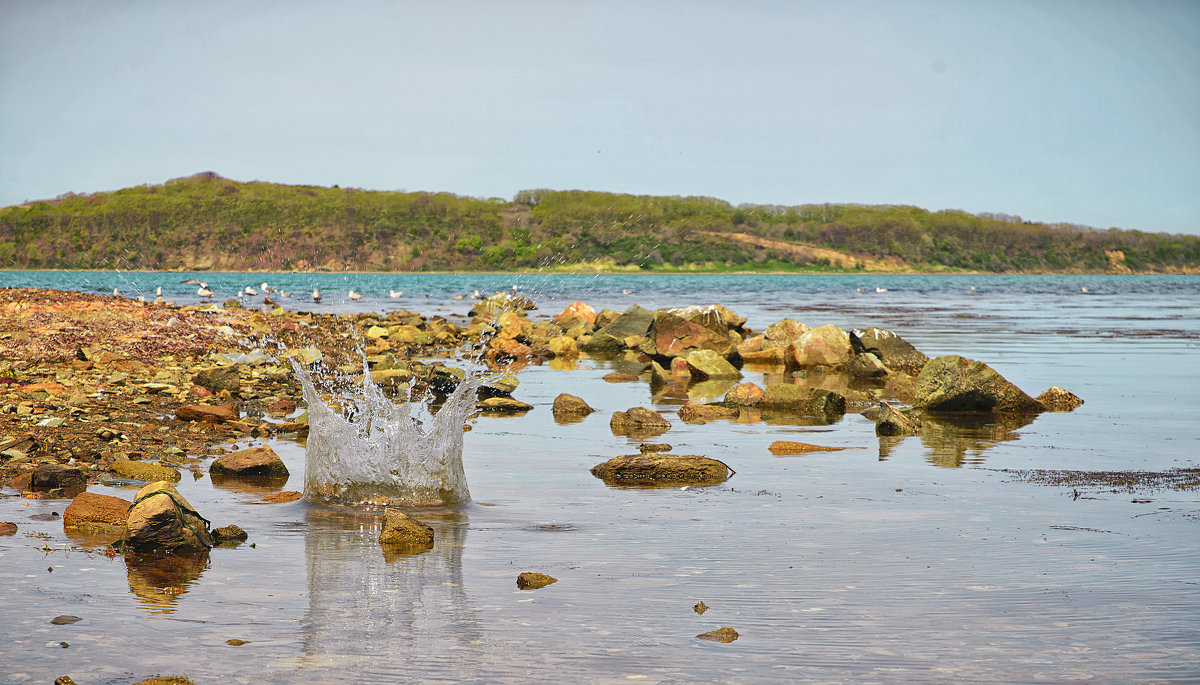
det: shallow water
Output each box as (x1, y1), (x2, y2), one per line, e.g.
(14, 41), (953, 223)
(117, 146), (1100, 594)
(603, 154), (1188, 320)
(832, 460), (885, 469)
(1, 273), (1198, 683)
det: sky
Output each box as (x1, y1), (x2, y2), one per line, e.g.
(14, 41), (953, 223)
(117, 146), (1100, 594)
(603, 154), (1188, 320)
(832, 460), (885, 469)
(1, 0), (1197, 235)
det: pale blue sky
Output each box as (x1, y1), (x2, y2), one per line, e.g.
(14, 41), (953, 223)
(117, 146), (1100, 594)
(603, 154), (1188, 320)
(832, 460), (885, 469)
(2, 0), (1197, 234)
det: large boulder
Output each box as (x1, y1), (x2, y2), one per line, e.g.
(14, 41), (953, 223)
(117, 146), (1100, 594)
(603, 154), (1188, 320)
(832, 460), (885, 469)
(789, 325), (852, 369)
(851, 328), (930, 375)
(914, 355), (1043, 413)
(758, 384), (847, 416)
(124, 481), (213, 553)
(210, 445), (289, 478)
(590, 453), (733, 487)
(63, 492), (132, 532)
(644, 307), (739, 359)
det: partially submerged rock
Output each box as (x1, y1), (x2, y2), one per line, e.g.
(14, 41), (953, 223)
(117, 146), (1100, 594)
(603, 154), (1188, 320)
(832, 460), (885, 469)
(684, 349), (741, 380)
(516, 571), (558, 590)
(677, 401), (740, 424)
(1036, 386), (1084, 412)
(590, 453), (733, 487)
(124, 481), (213, 553)
(476, 397), (534, 413)
(610, 407), (671, 436)
(696, 627), (739, 643)
(378, 508), (435, 545)
(30, 463), (86, 492)
(552, 393), (594, 421)
(758, 384), (847, 416)
(212, 524), (248, 543)
(723, 382), (764, 406)
(767, 441), (850, 455)
(210, 445), (289, 478)
(63, 491), (131, 532)
(863, 401), (922, 436)
(914, 355), (1043, 413)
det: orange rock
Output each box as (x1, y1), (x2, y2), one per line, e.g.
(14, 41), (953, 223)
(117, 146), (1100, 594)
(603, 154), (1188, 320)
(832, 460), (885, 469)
(63, 492), (132, 530)
(176, 404), (237, 423)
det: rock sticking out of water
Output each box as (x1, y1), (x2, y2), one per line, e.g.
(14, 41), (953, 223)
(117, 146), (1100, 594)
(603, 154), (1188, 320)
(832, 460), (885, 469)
(697, 627), (739, 643)
(517, 572), (558, 590)
(590, 454), (733, 487)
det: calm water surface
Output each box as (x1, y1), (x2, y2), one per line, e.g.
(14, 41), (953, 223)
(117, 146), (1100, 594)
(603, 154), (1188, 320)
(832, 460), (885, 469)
(1, 273), (1198, 683)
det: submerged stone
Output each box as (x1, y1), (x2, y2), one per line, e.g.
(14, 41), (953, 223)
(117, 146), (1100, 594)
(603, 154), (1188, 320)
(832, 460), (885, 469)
(378, 508), (434, 545)
(697, 627), (739, 643)
(590, 453), (733, 487)
(767, 441), (850, 455)
(516, 571), (558, 590)
(758, 384), (847, 416)
(1036, 386), (1084, 412)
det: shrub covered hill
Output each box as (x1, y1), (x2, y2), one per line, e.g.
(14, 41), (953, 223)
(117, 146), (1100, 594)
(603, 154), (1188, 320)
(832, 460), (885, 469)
(3, 172), (1198, 273)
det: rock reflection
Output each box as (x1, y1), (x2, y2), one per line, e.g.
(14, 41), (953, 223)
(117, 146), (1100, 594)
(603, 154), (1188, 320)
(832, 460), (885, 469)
(125, 551), (210, 615)
(876, 412), (1036, 466)
(210, 473), (290, 496)
(301, 506), (480, 669)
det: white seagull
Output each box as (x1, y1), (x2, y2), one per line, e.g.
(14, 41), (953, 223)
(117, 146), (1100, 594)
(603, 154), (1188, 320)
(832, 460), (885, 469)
(389, 290), (403, 298)
(243, 286), (258, 296)
(312, 288), (322, 303)
(349, 289), (363, 301)
(260, 282), (277, 294)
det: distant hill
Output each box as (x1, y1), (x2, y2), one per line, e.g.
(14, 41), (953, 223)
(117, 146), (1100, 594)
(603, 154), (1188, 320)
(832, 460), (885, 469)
(2, 172), (1197, 273)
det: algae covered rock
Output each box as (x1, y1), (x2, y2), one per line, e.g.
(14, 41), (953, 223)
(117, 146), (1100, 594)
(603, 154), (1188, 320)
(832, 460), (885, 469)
(517, 571), (558, 590)
(610, 407), (671, 436)
(378, 508), (434, 545)
(111, 459), (182, 483)
(1036, 386), (1084, 412)
(767, 441), (850, 455)
(684, 349), (741, 380)
(590, 453), (733, 487)
(697, 626), (739, 643)
(124, 481), (213, 553)
(863, 401), (922, 436)
(724, 382), (764, 406)
(758, 384), (847, 416)
(677, 401), (740, 424)
(914, 355), (1043, 413)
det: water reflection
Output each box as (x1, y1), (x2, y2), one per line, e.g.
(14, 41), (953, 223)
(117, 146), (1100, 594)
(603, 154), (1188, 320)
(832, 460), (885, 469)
(125, 551), (210, 615)
(876, 412), (1036, 466)
(210, 473), (290, 496)
(300, 506), (481, 674)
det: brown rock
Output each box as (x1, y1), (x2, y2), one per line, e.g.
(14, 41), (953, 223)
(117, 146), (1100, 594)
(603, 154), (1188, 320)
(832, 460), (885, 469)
(697, 627), (739, 643)
(262, 491), (303, 504)
(30, 463), (86, 492)
(553, 301), (597, 327)
(610, 407), (671, 435)
(552, 393), (594, 420)
(693, 600), (708, 614)
(1036, 386), (1084, 412)
(768, 441), (849, 455)
(590, 453), (733, 487)
(0, 522), (17, 536)
(176, 404), (237, 423)
(603, 372), (640, 383)
(476, 397), (534, 413)
(379, 508), (435, 545)
(638, 443), (672, 453)
(193, 365), (242, 393)
(210, 445), (289, 478)
(516, 571), (558, 590)
(212, 524), (248, 542)
(789, 324), (852, 369)
(63, 492), (132, 531)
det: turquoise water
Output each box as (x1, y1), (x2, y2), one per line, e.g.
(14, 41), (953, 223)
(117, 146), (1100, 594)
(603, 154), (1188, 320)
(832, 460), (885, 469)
(1, 272), (1198, 683)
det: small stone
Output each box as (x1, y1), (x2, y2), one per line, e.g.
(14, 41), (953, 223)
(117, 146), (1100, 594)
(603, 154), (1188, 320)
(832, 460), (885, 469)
(767, 441), (849, 455)
(552, 393), (594, 420)
(212, 525), (248, 542)
(55, 677), (78, 685)
(516, 572), (558, 590)
(0, 522), (17, 535)
(602, 372), (640, 383)
(50, 615), (81, 625)
(1036, 386), (1084, 412)
(378, 508), (434, 545)
(696, 626), (739, 643)
(63, 492), (132, 531)
(638, 443), (672, 453)
(693, 601), (708, 615)
(226, 638), (249, 646)
(590, 454), (732, 487)
(111, 459), (181, 483)
(476, 397), (534, 413)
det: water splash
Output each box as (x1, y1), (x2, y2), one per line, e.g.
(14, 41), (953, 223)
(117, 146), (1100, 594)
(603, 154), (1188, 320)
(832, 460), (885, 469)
(291, 353), (480, 508)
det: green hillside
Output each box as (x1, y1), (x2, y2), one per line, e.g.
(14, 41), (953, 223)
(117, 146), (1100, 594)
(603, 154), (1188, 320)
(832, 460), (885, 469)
(2, 172), (1197, 273)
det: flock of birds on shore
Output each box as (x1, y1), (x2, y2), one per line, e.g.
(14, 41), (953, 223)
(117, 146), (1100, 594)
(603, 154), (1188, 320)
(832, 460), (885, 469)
(108, 281), (1096, 303)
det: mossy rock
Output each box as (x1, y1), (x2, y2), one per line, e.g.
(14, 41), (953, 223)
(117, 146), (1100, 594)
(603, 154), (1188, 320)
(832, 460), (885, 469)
(590, 454), (733, 487)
